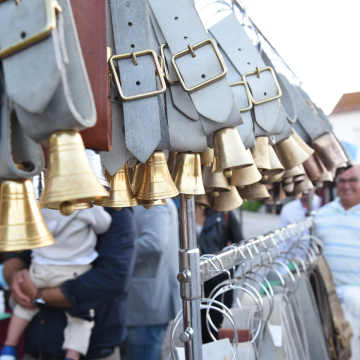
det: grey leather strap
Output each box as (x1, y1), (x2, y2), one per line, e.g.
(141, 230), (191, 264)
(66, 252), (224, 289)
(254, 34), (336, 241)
(273, 106), (294, 144)
(0, 97), (44, 180)
(149, 0), (235, 123)
(209, 14), (280, 136)
(109, 0), (161, 163)
(0, 0), (96, 142)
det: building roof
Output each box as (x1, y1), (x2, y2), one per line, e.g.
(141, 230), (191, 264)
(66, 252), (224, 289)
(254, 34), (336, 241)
(331, 92), (360, 115)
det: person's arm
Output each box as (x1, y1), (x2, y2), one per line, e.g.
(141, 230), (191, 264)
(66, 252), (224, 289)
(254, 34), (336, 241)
(134, 205), (172, 264)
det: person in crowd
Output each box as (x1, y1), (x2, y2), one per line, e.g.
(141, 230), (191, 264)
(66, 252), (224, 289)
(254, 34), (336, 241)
(2, 206), (137, 360)
(195, 206), (243, 344)
(316, 165), (360, 357)
(126, 199), (181, 360)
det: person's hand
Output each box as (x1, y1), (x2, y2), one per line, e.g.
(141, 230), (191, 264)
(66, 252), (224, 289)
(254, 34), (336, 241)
(11, 270), (36, 310)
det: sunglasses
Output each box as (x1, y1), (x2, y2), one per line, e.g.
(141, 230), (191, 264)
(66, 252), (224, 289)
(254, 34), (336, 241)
(336, 177), (359, 185)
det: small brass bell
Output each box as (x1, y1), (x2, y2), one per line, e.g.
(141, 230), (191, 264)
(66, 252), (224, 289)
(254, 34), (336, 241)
(230, 150), (262, 187)
(94, 164), (137, 208)
(200, 147), (214, 167)
(213, 127), (253, 177)
(312, 132), (348, 170)
(32, 171), (45, 204)
(167, 152), (178, 172)
(171, 152), (205, 198)
(0, 179), (55, 252)
(250, 137), (271, 171)
(136, 198), (166, 209)
(40, 131), (109, 210)
(195, 193), (211, 210)
(239, 182), (270, 201)
(212, 185), (243, 212)
(291, 132), (314, 155)
(283, 164), (305, 179)
(261, 146), (285, 184)
(293, 174), (314, 196)
(137, 151), (179, 200)
(202, 166), (230, 197)
(273, 136), (309, 170)
(303, 153), (327, 181)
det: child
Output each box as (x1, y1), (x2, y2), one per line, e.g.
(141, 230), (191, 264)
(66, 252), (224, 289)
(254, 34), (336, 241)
(0, 205), (112, 360)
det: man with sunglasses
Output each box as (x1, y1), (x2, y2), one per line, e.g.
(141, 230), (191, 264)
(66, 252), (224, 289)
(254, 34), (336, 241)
(316, 165), (360, 357)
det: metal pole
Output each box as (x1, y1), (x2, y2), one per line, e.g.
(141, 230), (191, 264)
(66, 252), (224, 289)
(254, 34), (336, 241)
(306, 190), (315, 235)
(178, 195), (203, 360)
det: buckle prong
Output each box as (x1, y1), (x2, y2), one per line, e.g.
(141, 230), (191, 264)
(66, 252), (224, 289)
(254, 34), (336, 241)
(256, 67), (260, 78)
(131, 53), (138, 66)
(187, 44), (196, 58)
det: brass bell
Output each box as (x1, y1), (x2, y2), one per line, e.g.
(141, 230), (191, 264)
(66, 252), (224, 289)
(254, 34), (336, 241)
(250, 137), (271, 171)
(195, 193), (211, 210)
(239, 182), (270, 201)
(293, 174), (314, 195)
(94, 164), (137, 208)
(200, 147), (214, 167)
(213, 127), (253, 177)
(0, 179), (55, 252)
(137, 151), (179, 200)
(283, 164), (305, 179)
(312, 132), (348, 170)
(167, 152), (178, 172)
(261, 146), (285, 184)
(136, 198), (166, 209)
(40, 131), (109, 210)
(32, 171), (45, 204)
(230, 150), (262, 187)
(318, 170), (334, 183)
(291, 132), (314, 155)
(202, 166), (230, 197)
(273, 136), (309, 170)
(282, 179), (295, 194)
(131, 163), (144, 195)
(171, 152), (205, 198)
(212, 185), (243, 212)
(303, 153), (327, 181)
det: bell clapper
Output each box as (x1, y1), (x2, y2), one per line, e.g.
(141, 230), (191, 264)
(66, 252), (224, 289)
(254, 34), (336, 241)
(205, 163), (211, 167)
(262, 174), (268, 181)
(212, 190), (220, 197)
(258, 168), (263, 173)
(184, 194), (193, 200)
(114, 207), (122, 211)
(143, 205), (152, 209)
(223, 169), (232, 178)
(173, 195), (179, 200)
(199, 204), (206, 210)
(59, 201), (75, 216)
(238, 185), (245, 189)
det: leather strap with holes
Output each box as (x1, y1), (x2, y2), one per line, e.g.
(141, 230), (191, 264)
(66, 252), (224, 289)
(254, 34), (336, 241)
(0, 0), (96, 142)
(149, 0), (235, 124)
(209, 13), (281, 137)
(109, 0), (162, 164)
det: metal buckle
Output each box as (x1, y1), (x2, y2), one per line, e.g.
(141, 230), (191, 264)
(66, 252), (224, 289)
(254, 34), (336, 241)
(229, 81), (253, 112)
(0, 0), (61, 60)
(159, 44), (179, 85)
(242, 66), (282, 105)
(109, 49), (166, 102)
(171, 39), (227, 93)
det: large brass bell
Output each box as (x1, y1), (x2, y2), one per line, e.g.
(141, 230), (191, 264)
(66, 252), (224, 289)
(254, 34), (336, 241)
(291, 132), (315, 155)
(230, 150), (262, 188)
(200, 147), (214, 167)
(0, 179), (54, 251)
(250, 137), (271, 172)
(171, 152), (205, 199)
(303, 153), (327, 181)
(202, 166), (230, 197)
(239, 182), (270, 201)
(195, 193), (211, 210)
(212, 185), (243, 212)
(261, 146), (285, 184)
(94, 164), (137, 209)
(213, 127), (253, 178)
(167, 152), (178, 172)
(137, 151), (179, 200)
(312, 132), (348, 170)
(273, 136), (309, 170)
(40, 131), (109, 214)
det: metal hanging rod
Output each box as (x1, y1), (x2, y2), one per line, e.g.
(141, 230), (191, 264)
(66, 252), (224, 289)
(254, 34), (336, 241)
(199, 216), (314, 283)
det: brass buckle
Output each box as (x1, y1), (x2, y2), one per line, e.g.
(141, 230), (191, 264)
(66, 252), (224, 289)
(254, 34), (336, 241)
(159, 44), (179, 85)
(230, 81), (253, 112)
(242, 66), (282, 105)
(109, 49), (166, 102)
(0, 0), (61, 60)
(333, 317), (347, 348)
(171, 39), (227, 93)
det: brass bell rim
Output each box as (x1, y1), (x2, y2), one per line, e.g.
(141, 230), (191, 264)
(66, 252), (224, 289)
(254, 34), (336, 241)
(204, 186), (230, 193)
(262, 168), (284, 178)
(212, 163), (252, 173)
(136, 190), (179, 201)
(0, 233), (54, 252)
(177, 189), (206, 196)
(136, 198), (166, 206)
(74, 201), (94, 210)
(94, 198), (138, 207)
(261, 171), (284, 185)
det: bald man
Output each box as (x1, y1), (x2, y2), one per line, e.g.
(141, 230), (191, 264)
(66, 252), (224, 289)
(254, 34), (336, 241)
(316, 165), (360, 358)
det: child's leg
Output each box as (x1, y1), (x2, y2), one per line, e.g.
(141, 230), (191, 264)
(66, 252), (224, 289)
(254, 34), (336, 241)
(4, 315), (29, 346)
(65, 350), (81, 360)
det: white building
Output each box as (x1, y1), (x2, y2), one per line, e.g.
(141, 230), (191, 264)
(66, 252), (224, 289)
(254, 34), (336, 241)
(328, 92), (360, 163)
